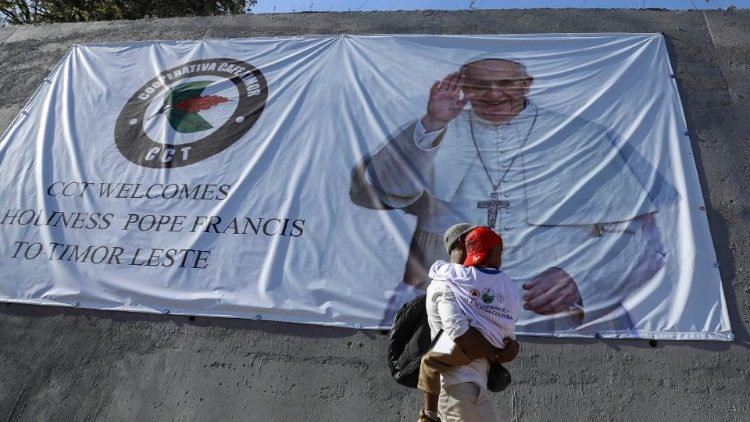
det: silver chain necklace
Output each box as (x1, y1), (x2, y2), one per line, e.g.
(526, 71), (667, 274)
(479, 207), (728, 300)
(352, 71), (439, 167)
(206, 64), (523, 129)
(468, 108), (538, 228)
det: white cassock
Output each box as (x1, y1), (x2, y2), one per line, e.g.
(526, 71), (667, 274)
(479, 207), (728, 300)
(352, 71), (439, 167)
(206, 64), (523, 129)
(350, 102), (679, 333)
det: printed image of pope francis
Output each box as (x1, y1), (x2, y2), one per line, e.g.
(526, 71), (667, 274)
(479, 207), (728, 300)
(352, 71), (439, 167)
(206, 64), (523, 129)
(350, 56), (679, 333)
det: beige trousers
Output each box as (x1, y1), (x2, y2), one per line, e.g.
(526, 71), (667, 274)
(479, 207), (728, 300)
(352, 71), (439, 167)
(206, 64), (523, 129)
(417, 347), (474, 395)
(438, 382), (499, 422)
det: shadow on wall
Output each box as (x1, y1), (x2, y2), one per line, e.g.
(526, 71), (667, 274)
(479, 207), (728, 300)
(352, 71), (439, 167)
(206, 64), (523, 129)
(662, 34), (747, 348)
(0, 301), (360, 340)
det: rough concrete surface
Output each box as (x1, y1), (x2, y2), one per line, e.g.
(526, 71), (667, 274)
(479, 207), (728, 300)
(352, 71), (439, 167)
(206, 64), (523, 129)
(1, 9), (749, 422)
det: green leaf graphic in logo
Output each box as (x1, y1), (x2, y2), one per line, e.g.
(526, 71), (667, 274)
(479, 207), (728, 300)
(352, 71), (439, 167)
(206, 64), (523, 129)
(482, 289), (495, 304)
(160, 81), (229, 133)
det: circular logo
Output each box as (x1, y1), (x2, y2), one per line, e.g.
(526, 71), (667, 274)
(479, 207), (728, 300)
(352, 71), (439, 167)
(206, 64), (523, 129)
(115, 58), (267, 168)
(481, 288), (496, 304)
(470, 289), (480, 299)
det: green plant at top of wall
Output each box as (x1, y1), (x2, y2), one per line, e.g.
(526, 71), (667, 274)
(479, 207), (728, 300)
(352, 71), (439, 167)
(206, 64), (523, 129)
(0, 0), (256, 25)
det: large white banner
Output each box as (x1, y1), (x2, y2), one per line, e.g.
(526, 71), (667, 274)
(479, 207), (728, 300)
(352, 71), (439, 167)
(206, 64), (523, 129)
(0, 35), (732, 339)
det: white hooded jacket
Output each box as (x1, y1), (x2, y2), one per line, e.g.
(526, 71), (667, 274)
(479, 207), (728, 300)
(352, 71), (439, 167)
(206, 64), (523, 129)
(429, 260), (519, 349)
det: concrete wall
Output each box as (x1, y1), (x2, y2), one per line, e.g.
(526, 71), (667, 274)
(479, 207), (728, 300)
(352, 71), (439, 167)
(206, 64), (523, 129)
(1, 9), (749, 421)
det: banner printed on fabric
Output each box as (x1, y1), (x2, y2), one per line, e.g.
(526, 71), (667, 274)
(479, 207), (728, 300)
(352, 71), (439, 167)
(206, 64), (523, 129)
(5, 56), (301, 272)
(0, 35), (732, 340)
(115, 58), (267, 168)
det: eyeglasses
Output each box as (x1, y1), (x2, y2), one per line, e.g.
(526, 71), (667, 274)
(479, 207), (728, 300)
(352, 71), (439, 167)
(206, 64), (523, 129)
(463, 78), (527, 91)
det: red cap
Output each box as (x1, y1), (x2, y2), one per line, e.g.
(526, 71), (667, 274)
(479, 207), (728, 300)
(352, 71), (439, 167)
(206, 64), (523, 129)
(463, 226), (502, 267)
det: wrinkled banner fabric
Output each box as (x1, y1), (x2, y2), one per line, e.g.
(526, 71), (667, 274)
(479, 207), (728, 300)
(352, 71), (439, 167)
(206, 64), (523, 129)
(0, 35), (732, 340)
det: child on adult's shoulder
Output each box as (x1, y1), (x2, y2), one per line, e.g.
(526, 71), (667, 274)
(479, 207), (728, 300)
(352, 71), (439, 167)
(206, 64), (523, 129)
(417, 225), (520, 422)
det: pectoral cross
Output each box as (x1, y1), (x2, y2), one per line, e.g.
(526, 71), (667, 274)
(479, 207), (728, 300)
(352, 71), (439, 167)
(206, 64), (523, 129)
(477, 192), (509, 228)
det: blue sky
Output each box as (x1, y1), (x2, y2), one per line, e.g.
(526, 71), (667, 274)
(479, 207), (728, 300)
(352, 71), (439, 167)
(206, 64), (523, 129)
(252, 0), (747, 13)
